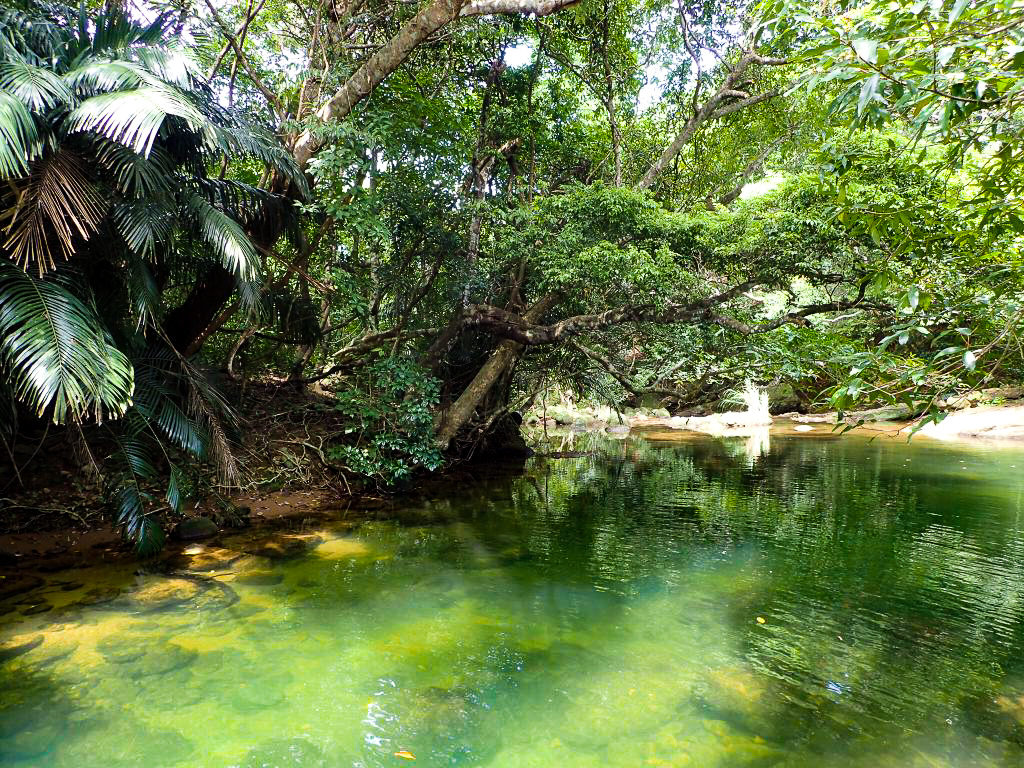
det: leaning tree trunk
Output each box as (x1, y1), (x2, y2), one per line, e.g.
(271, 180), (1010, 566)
(435, 293), (559, 450)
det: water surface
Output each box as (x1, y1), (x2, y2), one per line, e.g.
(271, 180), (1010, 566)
(3, 429), (1024, 767)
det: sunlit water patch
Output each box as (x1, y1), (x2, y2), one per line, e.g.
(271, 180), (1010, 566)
(3, 432), (1024, 767)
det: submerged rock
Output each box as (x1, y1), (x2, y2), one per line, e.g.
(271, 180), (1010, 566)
(233, 569), (284, 586)
(173, 517), (219, 541)
(240, 737), (329, 768)
(97, 636), (197, 678)
(692, 666), (778, 736)
(0, 636), (43, 664)
(0, 574), (43, 601)
(0, 721), (59, 762)
(20, 601), (53, 616)
(311, 537), (372, 560)
(242, 533), (322, 560)
(118, 577), (203, 613)
(170, 545), (244, 573)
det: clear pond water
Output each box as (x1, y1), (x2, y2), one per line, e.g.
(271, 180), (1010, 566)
(3, 429), (1024, 767)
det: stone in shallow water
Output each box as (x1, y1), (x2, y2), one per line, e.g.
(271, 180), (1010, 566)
(0, 577), (43, 602)
(233, 569), (284, 586)
(173, 516), (219, 541)
(241, 533), (321, 560)
(20, 601), (53, 616)
(0, 635), (43, 664)
(138, 668), (204, 710)
(239, 737), (329, 768)
(311, 537), (371, 560)
(226, 670), (292, 711)
(0, 720), (59, 762)
(170, 545), (246, 574)
(96, 636), (197, 677)
(118, 577), (203, 613)
(59, 723), (195, 768)
(96, 636), (148, 664)
(75, 586), (121, 606)
(0, 683), (66, 764)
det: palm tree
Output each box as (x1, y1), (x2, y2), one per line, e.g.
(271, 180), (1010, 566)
(0, 1), (303, 551)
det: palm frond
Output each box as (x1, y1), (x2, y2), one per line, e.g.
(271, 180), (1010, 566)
(0, 51), (74, 111)
(202, 106), (308, 196)
(0, 90), (38, 177)
(3, 149), (107, 274)
(66, 85), (206, 156)
(93, 140), (175, 199)
(106, 425), (166, 555)
(131, 46), (198, 90)
(118, 246), (161, 324)
(133, 345), (238, 482)
(176, 352), (238, 483)
(0, 5), (67, 66)
(183, 191), (260, 309)
(133, 351), (209, 458)
(112, 198), (174, 260)
(0, 261), (134, 424)
(63, 58), (146, 94)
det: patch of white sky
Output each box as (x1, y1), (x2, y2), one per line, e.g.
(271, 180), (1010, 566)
(503, 35), (785, 198)
(502, 40), (718, 113)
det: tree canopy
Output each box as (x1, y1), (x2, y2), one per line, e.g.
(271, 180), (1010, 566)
(0, 0), (1021, 549)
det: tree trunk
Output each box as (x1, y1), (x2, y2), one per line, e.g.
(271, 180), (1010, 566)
(606, 95), (622, 186)
(435, 293), (559, 449)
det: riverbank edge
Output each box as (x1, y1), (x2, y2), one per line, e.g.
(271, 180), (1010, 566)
(4, 397), (1023, 574)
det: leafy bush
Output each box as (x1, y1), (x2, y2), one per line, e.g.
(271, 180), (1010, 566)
(328, 357), (443, 485)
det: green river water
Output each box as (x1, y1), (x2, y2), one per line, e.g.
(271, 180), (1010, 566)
(3, 428), (1024, 767)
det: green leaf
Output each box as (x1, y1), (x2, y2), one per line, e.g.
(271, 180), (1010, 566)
(857, 75), (880, 116)
(907, 285), (920, 310)
(0, 54), (74, 111)
(852, 39), (879, 64)
(963, 349), (976, 371)
(947, 0), (970, 26)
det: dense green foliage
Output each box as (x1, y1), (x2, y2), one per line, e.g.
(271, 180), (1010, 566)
(0, 0), (1021, 548)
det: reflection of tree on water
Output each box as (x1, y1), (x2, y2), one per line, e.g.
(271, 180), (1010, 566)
(443, 434), (1024, 759)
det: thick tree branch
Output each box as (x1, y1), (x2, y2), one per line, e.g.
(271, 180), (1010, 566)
(637, 47), (784, 190)
(463, 284), (880, 346)
(291, 0), (577, 171)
